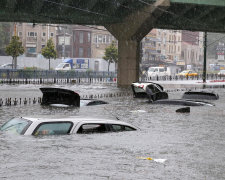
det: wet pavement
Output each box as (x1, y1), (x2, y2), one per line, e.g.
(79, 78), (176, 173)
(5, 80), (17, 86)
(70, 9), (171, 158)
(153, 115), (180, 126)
(0, 84), (225, 180)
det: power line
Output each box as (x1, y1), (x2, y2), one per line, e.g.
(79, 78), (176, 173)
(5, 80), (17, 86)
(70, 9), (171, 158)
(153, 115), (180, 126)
(42, 0), (111, 17)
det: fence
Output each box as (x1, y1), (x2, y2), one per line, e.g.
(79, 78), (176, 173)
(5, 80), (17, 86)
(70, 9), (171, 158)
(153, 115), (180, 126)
(0, 69), (117, 84)
(140, 74), (225, 82)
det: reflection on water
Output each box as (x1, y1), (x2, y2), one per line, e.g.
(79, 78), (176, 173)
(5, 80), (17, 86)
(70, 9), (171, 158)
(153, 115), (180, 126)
(0, 84), (225, 179)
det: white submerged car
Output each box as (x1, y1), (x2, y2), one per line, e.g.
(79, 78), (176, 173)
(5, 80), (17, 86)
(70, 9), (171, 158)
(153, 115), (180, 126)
(0, 116), (138, 136)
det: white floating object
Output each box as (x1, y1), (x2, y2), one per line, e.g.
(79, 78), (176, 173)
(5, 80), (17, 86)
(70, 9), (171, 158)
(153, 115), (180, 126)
(137, 157), (167, 163)
(50, 104), (70, 108)
(130, 110), (146, 113)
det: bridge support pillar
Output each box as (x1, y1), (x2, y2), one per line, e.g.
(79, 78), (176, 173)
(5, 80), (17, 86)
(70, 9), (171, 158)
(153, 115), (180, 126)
(105, 0), (170, 87)
(117, 39), (140, 87)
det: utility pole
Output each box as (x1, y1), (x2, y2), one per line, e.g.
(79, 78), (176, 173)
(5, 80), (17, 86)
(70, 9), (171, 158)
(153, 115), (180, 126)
(203, 32), (207, 83)
(62, 27), (65, 59)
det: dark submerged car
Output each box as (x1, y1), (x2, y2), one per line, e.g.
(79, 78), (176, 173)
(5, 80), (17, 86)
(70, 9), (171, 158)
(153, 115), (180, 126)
(131, 82), (215, 106)
(40, 88), (108, 107)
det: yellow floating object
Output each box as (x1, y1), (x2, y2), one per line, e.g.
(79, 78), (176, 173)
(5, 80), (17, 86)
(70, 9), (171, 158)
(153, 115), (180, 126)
(137, 157), (153, 160)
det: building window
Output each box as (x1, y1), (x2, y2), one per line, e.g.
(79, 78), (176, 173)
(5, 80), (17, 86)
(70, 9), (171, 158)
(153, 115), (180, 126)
(79, 32), (83, 43)
(50, 33), (54, 37)
(98, 35), (102, 43)
(79, 47), (83, 57)
(28, 32), (37, 37)
(103, 35), (106, 43)
(43, 32), (46, 37)
(94, 35), (97, 43)
(87, 32), (91, 43)
(18, 32), (22, 36)
(27, 47), (36, 53)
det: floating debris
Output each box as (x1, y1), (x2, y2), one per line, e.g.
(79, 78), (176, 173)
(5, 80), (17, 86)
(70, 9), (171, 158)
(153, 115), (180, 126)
(137, 157), (167, 163)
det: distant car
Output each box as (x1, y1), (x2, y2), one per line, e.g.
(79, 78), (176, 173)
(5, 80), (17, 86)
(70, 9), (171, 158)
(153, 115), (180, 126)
(147, 67), (168, 77)
(0, 116), (139, 135)
(176, 70), (198, 77)
(0, 63), (22, 69)
(218, 70), (225, 76)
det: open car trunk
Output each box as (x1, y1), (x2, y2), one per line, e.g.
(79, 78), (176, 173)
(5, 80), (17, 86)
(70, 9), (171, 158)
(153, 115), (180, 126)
(40, 88), (80, 107)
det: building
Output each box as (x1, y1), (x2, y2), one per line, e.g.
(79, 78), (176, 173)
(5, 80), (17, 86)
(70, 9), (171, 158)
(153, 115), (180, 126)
(56, 32), (72, 58)
(72, 25), (92, 58)
(181, 31), (204, 71)
(17, 23), (56, 57)
(91, 26), (117, 59)
(156, 29), (182, 63)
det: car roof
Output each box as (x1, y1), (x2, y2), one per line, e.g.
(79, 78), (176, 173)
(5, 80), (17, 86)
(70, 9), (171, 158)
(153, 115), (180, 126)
(22, 116), (123, 123)
(21, 116), (138, 129)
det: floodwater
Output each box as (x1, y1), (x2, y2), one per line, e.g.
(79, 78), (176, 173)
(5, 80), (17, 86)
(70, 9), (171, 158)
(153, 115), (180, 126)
(0, 84), (225, 180)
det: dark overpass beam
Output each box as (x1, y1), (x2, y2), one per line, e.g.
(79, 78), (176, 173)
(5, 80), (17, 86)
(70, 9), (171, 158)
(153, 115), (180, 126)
(105, 0), (170, 87)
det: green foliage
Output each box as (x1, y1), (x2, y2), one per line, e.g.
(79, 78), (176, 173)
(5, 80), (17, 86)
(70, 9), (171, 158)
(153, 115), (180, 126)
(0, 22), (11, 54)
(41, 38), (57, 70)
(103, 41), (118, 72)
(5, 36), (24, 58)
(41, 38), (57, 59)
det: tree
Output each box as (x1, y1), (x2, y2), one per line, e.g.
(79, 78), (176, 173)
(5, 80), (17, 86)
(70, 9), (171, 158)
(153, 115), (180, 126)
(103, 41), (118, 72)
(41, 38), (57, 70)
(5, 36), (24, 69)
(0, 22), (11, 55)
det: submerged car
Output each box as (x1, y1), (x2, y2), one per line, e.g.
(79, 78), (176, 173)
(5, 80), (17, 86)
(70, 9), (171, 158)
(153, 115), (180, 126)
(131, 82), (215, 106)
(176, 70), (198, 77)
(0, 116), (138, 135)
(40, 88), (108, 107)
(182, 91), (219, 100)
(131, 82), (168, 101)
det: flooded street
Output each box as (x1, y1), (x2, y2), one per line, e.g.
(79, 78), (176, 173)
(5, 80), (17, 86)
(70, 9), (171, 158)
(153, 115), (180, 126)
(0, 84), (225, 180)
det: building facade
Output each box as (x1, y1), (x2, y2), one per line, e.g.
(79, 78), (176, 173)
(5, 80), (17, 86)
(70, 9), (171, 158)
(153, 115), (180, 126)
(181, 31), (204, 71)
(17, 23), (56, 57)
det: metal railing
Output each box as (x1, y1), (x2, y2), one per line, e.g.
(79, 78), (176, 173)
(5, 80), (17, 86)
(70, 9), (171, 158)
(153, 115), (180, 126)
(0, 69), (117, 79)
(140, 74), (225, 82)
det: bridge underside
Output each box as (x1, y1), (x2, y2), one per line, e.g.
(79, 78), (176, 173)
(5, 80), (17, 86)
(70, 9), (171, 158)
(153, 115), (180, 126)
(1, 0), (225, 86)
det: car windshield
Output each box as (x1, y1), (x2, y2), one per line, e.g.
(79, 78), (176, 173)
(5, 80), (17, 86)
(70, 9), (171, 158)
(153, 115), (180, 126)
(56, 63), (66, 68)
(0, 117), (31, 135)
(148, 68), (155, 72)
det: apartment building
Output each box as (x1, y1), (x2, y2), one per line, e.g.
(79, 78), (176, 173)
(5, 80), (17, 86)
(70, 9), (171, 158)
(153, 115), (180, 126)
(91, 26), (117, 59)
(181, 31), (204, 70)
(156, 29), (182, 63)
(17, 23), (56, 57)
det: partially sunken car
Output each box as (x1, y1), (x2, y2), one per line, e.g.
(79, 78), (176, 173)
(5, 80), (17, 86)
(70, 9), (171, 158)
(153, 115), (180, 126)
(131, 82), (215, 106)
(131, 82), (168, 101)
(40, 88), (108, 107)
(0, 116), (138, 135)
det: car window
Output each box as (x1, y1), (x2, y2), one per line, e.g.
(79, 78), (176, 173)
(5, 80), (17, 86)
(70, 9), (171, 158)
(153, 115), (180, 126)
(111, 124), (136, 132)
(159, 68), (165, 72)
(77, 123), (107, 134)
(33, 122), (73, 136)
(0, 117), (32, 135)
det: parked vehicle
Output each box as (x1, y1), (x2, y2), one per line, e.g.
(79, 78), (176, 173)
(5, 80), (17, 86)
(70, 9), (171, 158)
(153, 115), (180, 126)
(0, 116), (139, 135)
(218, 70), (225, 76)
(176, 70), (198, 77)
(147, 67), (168, 77)
(0, 63), (22, 69)
(55, 58), (76, 71)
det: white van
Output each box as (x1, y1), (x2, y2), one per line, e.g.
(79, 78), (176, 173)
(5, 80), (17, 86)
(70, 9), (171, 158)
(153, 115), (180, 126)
(147, 67), (168, 77)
